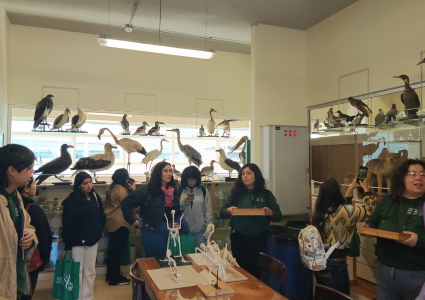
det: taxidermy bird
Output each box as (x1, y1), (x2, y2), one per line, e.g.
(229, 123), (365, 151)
(228, 136), (248, 165)
(71, 143), (117, 178)
(34, 144), (73, 185)
(141, 139), (169, 173)
(207, 108), (218, 135)
(327, 108), (341, 126)
(362, 137), (386, 160)
(375, 109), (386, 126)
(348, 97), (373, 117)
(172, 164), (181, 179)
(98, 128), (147, 171)
(216, 149), (241, 178)
(417, 58), (425, 65)
(352, 113), (364, 125)
(133, 122), (149, 135)
(394, 75), (420, 118)
(166, 128), (203, 167)
(216, 119), (241, 136)
(71, 107), (86, 132)
(199, 125), (205, 136)
(33, 94), (54, 129)
(121, 114), (130, 134)
(336, 110), (356, 123)
(314, 119), (319, 131)
(396, 149), (408, 168)
(51, 108), (71, 131)
(200, 160), (216, 180)
(385, 104), (398, 123)
(147, 121), (165, 136)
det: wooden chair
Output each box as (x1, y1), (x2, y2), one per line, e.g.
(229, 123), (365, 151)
(314, 284), (353, 300)
(257, 252), (286, 295)
(129, 261), (147, 300)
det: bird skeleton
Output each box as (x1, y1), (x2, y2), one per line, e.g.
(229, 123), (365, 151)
(163, 210), (188, 264)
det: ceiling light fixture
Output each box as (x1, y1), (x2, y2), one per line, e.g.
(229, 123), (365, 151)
(98, 37), (216, 59)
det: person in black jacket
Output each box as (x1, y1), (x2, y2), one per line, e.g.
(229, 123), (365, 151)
(122, 161), (181, 258)
(18, 177), (52, 300)
(62, 172), (105, 300)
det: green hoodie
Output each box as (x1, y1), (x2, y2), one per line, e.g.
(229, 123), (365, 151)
(220, 189), (282, 236)
(366, 194), (425, 271)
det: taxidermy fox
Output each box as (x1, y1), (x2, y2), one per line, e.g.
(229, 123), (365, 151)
(366, 152), (400, 195)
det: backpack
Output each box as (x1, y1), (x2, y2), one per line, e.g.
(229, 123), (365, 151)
(298, 225), (340, 271)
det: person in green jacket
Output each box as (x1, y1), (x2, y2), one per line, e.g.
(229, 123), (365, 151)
(361, 159), (425, 300)
(220, 163), (282, 278)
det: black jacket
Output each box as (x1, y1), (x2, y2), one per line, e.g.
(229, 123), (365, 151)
(22, 196), (53, 270)
(61, 191), (106, 250)
(122, 185), (181, 231)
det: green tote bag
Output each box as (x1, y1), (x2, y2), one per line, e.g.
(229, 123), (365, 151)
(52, 253), (80, 300)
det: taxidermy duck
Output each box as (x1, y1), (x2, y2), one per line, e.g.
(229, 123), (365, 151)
(336, 110), (356, 123)
(216, 149), (241, 178)
(141, 139), (169, 172)
(199, 125), (205, 136)
(166, 128), (203, 166)
(33, 94), (54, 129)
(121, 114), (130, 134)
(98, 128), (147, 171)
(228, 136), (248, 165)
(200, 160), (216, 180)
(348, 97), (372, 117)
(385, 104), (398, 123)
(147, 121), (165, 136)
(417, 58), (425, 65)
(216, 119), (240, 136)
(207, 108), (218, 135)
(362, 137), (386, 160)
(71, 143), (117, 177)
(394, 75), (420, 118)
(375, 109), (386, 126)
(133, 122), (150, 135)
(34, 144), (73, 185)
(71, 107), (86, 132)
(51, 108), (71, 131)
(172, 164), (181, 178)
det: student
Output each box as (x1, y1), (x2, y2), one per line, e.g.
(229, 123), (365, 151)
(220, 163), (282, 278)
(62, 172), (105, 300)
(122, 162), (181, 258)
(179, 166), (212, 249)
(18, 177), (53, 299)
(0, 144), (37, 300)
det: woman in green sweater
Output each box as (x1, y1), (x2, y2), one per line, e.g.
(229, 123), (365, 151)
(220, 163), (282, 278)
(362, 159), (425, 300)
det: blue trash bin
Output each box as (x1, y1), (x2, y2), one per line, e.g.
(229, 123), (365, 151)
(270, 229), (312, 300)
(263, 225), (286, 285)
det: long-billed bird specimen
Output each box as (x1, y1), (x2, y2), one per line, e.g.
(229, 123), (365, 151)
(141, 139), (169, 172)
(228, 136), (248, 165)
(394, 75), (420, 118)
(33, 94), (54, 130)
(51, 108), (71, 131)
(166, 128), (203, 167)
(348, 97), (373, 117)
(34, 144), (73, 185)
(71, 143), (117, 178)
(216, 149), (241, 178)
(362, 137), (386, 160)
(417, 58), (425, 65)
(147, 121), (165, 136)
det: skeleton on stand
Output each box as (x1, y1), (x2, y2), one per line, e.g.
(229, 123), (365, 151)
(164, 249), (186, 283)
(163, 210), (189, 264)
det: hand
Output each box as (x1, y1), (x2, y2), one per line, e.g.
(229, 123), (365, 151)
(263, 207), (274, 217)
(185, 195), (194, 201)
(133, 220), (141, 228)
(173, 222), (180, 229)
(358, 224), (374, 238)
(129, 181), (137, 191)
(345, 175), (360, 197)
(358, 177), (370, 193)
(20, 230), (34, 249)
(226, 206), (237, 215)
(399, 231), (417, 247)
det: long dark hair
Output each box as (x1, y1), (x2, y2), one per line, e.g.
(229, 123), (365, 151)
(73, 172), (95, 199)
(311, 178), (346, 238)
(390, 159), (425, 199)
(0, 144), (35, 188)
(148, 161), (175, 195)
(106, 168), (132, 203)
(230, 163), (266, 205)
(180, 166), (201, 189)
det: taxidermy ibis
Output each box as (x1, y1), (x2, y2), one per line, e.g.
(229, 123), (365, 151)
(166, 128), (203, 167)
(216, 149), (241, 177)
(71, 108), (86, 132)
(348, 97), (373, 117)
(33, 94), (54, 130)
(385, 104), (398, 123)
(34, 144), (73, 185)
(51, 108), (71, 131)
(207, 108), (218, 135)
(216, 119), (240, 136)
(336, 110), (356, 123)
(141, 139), (169, 172)
(362, 137), (386, 160)
(133, 122), (149, 135)
(172, 164), (181, 178)
(147, 121), (165, 136)
(375, 109), (386, 126)
(71, 143), (117, 178)
(228, 136), (248, 165)
(199, 125), (205, 136)
(417, 58), (425, 65)
(201, 160), (217, 180)
(121, 114), (130, 134)
(313, 119), (319, 131)
(98, 128), (147, 171)
(394, 75), (420, 118)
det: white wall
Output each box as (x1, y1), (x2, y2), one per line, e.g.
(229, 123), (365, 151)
(251, 24), (306, 165)
(0, 2), (10, 145)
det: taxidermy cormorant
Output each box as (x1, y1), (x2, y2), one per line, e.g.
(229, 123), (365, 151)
(394, 75), (420, 118)
(336, 110), (356, 123)
(385, 104), (398, 123)
(34, 144), (73, 185)
(71, 108), (86, 131)
(133, 122), (149, 135)
(375, 109), (386, 126)
(33, 94), (54, 129)
(71, 143), (117, 177)
(51, 108), (71, 131)
(348, 97), (372, 117)
(121, 114), (130, 133)
(147, 121), (165, 136)
(417, 58), (425, 65)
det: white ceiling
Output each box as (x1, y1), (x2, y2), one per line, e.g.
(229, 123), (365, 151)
(2, 0), (357, 53)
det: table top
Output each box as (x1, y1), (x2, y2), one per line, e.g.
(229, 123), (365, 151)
(137, 256), (288, 300)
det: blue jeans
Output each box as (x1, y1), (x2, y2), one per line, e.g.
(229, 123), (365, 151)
(142, 221), (170, 258)
(376, 263), (425, 300)
(193, 230), (207, 249)
(314, 260), (350, 296)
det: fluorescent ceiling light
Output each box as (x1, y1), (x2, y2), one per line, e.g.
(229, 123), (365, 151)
(98, 37), (216, 60)
(88, 112), (132, 117)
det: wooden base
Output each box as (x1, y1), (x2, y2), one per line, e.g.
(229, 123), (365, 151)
(232, 209), (266, 216)
(357, 227), (410, 241)
(196, 270), (234, 297)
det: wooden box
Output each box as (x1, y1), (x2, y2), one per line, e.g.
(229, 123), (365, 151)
(231, 209), (266, 216)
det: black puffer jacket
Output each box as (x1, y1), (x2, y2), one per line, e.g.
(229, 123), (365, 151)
(122, 185), (181, 231)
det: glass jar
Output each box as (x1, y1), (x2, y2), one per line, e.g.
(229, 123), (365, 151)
(53, 198), (59, 207)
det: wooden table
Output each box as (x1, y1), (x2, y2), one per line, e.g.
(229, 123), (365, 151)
(137, 256), (288, 300)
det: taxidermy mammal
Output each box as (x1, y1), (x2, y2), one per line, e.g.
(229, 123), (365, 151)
(366, 153), (400, 195)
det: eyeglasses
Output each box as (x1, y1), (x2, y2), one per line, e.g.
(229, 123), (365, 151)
(406, 171), (425, 178)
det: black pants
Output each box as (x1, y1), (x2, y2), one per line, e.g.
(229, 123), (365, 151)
(20, 269), (41, 300)
(230, 229), (267, 279)
(106, 227), (129, 285)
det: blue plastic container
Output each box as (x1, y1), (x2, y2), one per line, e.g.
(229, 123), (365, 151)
(263, 225), (286, 285)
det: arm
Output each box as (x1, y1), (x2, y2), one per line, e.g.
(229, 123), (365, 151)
(61, 201), (74, 251)
(204, 189), (213, 226)
(345, 176), (378, 223)
(122, 188), (146, 226)
(29, 205), (52, 265)
(22, 207), (37, 249)
(220, 196), (233, 219)
(96, 193), (106, 228)
(265, 191), (282, 222)
(178, 187), (186, 210)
